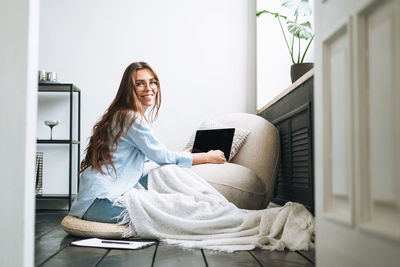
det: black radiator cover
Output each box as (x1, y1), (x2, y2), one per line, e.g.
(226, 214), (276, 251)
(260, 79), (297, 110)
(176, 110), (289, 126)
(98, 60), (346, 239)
(259, 77), (314, 213)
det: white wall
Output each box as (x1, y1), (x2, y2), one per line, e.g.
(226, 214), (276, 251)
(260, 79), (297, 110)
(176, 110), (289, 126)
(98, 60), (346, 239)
(38, 0), (256, 194)
(256, 0), (314, 110)
(0, 0), (39, 265)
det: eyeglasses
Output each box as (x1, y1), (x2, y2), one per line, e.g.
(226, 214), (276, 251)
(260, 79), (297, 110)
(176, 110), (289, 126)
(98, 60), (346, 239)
(135, 80), (159, 91)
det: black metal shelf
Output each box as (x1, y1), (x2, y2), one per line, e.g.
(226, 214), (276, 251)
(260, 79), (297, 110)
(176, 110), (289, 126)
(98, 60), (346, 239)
(38, 82), (80, 92)
(36, 83), (81, 211)
(37, 139), (80, 144)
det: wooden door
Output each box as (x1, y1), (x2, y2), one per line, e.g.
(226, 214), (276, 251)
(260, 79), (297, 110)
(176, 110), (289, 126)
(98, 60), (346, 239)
(314, 0), (400, 266)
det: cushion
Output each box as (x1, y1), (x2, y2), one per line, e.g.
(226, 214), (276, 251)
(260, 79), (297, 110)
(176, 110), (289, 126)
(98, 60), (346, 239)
(61, 215), (131, 239)
(191, 162), (267, 210)
(184, 119), (251, 160)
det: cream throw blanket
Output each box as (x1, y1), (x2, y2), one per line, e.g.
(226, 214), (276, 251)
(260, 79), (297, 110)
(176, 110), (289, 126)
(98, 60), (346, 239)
(116, 164), (314, 252)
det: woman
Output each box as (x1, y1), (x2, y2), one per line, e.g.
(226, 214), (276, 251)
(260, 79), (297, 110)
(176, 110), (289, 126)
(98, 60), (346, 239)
(69, 62), (226, 223)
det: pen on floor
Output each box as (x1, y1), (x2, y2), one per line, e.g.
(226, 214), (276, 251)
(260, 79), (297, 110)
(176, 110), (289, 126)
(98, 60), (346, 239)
(101, 240), (131, 245)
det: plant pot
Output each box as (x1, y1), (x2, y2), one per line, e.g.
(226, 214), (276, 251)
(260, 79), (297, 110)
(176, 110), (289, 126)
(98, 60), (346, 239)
(290, 63), (314, 83)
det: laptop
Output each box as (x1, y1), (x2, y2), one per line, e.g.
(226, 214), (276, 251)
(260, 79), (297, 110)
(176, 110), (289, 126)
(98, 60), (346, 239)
(192, 128), (235, 161)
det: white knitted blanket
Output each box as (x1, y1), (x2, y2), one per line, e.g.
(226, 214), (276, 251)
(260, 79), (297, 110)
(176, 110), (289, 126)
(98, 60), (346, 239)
(116, 164), (314, 252)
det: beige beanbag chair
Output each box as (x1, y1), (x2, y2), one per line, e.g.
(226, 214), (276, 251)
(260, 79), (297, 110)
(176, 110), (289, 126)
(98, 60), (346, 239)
(188, 113), (280, 210)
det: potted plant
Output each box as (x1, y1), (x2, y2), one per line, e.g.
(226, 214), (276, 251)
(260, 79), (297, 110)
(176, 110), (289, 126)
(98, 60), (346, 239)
(257, 0), (314, 83)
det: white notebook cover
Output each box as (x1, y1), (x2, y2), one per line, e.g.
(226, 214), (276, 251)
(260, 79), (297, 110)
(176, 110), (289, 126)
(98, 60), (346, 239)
(71, 238), (155, 250)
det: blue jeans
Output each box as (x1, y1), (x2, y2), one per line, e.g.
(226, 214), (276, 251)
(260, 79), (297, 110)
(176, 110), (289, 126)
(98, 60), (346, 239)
(82, 198), (125, 223)
(82, 175), (148, 223)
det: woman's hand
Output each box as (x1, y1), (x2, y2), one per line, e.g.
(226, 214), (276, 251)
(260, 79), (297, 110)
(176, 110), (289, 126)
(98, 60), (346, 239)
(191, 149), (226, 165)
(206, 150), (226, 164)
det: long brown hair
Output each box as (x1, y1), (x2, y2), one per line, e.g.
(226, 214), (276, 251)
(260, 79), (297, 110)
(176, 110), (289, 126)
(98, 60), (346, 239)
(80, 62), (162, 176)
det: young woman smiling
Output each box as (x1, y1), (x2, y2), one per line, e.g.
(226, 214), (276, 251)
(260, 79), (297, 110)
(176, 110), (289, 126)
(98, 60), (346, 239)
(69, 62), (226, 223)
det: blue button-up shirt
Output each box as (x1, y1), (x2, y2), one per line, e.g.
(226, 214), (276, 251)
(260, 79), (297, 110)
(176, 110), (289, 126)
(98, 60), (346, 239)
(69, 114), (192, 218)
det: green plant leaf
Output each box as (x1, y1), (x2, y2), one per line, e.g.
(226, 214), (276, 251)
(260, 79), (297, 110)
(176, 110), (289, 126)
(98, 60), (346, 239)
(256, 10), (287, 20)
(281, 0), (312, 16)
(287, 21), (313, 39)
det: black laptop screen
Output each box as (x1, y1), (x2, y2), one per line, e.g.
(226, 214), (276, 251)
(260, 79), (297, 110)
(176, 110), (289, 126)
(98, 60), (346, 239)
(192, 128), (235, 161)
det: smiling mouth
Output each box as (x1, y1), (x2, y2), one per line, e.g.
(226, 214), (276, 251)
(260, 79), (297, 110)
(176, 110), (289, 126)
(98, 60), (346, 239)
(141, 94), (153, 98)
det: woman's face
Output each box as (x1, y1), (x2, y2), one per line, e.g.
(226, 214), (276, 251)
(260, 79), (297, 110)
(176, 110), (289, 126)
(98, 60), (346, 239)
(134, 68), (158, 111)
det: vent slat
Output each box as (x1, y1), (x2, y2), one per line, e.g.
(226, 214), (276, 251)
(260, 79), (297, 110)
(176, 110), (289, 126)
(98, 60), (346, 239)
(292, 128), (308, 136)
(292, 183), (309, 189)
(292, 133), (308, 141)
(292, 177), (309, 183)
(292, 144), (308, 152)
(292, 139), (308, 146)
(292, 150), (308, 157)
(293, 172), (308, 178)
(293, 156), (308, 162)
(293, 166), (308, 172)
(292, 161), (308, 167)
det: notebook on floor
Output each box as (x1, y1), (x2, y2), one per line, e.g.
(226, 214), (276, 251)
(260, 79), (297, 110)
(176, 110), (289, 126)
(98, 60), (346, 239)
(192, 128), (235, 161)
(71, 238), (155, 250)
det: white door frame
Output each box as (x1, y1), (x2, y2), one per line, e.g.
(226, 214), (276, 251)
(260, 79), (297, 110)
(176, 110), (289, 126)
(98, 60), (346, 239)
(0, 0), (39, 266)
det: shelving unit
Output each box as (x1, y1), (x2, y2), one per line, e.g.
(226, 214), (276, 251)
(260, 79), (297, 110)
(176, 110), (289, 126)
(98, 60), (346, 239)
(36, 82), (81, 210)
